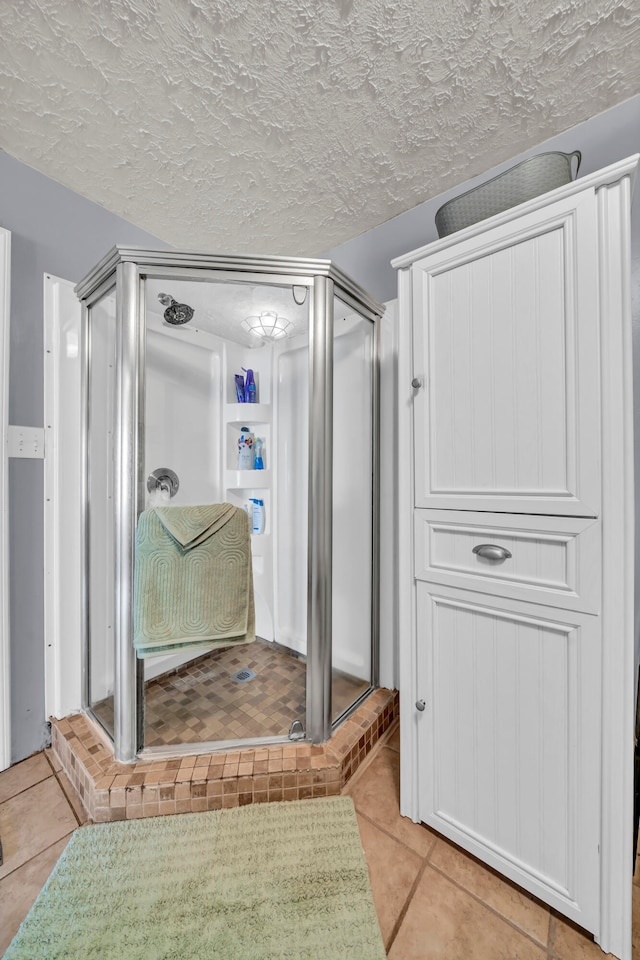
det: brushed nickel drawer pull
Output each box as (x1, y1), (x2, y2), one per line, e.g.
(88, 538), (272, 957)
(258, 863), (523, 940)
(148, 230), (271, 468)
(473, 543), (512, 561)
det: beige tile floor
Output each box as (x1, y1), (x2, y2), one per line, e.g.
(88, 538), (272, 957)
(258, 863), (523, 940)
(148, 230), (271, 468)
(345, 727), (640, 959)
(0, 726), (638, 958)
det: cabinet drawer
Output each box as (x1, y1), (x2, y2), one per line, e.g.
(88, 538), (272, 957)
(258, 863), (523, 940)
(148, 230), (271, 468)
(414, 510), (600, 614)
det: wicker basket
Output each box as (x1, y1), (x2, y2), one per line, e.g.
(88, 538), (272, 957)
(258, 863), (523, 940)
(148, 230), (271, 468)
(435, 150), (582, 238)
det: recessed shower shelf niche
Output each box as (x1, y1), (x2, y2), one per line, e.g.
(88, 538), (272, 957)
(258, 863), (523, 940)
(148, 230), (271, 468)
(224, 477), (271, 539)
(225, 470), (271, 489)
(226, 419), (271, 477)
(225, 403), (271, 424)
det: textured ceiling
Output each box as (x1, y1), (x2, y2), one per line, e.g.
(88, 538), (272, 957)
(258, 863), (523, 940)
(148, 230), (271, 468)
(0, 0), (638, 256)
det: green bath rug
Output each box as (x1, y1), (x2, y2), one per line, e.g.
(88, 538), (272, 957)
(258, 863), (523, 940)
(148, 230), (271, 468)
(4, 797), (386, 960)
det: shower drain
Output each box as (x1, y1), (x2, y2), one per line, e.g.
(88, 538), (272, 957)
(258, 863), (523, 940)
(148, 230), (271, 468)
(231, 668), (256, 683)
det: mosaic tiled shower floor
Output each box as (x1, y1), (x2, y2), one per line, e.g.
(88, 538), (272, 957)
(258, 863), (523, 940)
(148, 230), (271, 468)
(92, 638), (369, 747)
(51, 688), (399, 822)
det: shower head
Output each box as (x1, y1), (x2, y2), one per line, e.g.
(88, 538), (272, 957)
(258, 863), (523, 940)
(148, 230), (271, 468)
(157, 293), (194, 326)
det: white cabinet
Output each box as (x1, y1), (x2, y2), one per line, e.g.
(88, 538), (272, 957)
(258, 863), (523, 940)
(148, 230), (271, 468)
(393, 156), (638, 960)
(416, 581), (601, 924)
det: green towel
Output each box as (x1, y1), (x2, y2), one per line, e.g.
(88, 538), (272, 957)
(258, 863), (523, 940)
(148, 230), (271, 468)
(134, 504), (255, 659)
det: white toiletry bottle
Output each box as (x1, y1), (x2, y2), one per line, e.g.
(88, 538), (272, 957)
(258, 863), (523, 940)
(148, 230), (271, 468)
(248, 498), (265, 535)
(237, 427), (255, 469)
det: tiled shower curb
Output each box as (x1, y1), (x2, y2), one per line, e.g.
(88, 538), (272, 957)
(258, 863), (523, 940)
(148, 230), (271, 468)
(51, 688), (399, 822)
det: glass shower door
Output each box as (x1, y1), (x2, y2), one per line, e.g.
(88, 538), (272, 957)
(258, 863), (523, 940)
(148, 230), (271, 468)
(86, 289), (117, 737)
(331, 297), (376, 721)
(138, 275), (310, 749)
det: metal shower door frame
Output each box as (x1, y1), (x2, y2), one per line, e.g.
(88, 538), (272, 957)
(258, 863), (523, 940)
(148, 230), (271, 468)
(78, 250), (383, 762)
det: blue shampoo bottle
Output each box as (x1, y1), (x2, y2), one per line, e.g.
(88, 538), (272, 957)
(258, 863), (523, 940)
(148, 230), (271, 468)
(242, 368), (257, 403)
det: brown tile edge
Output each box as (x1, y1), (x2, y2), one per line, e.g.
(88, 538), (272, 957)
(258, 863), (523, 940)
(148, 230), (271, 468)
(51, 689), (399, 822)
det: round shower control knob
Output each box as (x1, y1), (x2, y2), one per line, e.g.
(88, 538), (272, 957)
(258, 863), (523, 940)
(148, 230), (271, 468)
(415, 699), (426, 712)
(147, 467), (179, 499)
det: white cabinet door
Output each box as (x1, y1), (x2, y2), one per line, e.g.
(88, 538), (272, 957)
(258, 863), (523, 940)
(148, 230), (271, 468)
(412, 189), (600, 516)
(416, 579), (601, 930)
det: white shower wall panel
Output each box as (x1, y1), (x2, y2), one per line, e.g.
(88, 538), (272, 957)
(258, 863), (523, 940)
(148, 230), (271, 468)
(143, 331), (278, 681)
(274, 343), (308, 656)
(143, 328), (223, 680)
(145, 330), (222, 507)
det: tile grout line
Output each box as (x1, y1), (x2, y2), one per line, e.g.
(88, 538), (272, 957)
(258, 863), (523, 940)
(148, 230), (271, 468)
(342, 732), (399, 797)
(43, 748), (85, 827)
(52, 772), (84, 827)
(0, 830), (75, 885)
(353, 806), (438, 863)
(384, 857), (431, 954)
(352, 802), (438, 954)
(547, 909), (556, 958)
(42, 748), (58, 777)
(0, 771), (53, 808)
(425, 859), (551, 954)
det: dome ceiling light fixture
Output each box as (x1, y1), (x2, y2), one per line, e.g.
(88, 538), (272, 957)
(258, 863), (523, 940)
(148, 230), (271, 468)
(241, 310), (294, 341)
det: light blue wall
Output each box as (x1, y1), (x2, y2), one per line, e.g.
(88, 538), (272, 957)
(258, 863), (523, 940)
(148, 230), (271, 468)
(0, 152), (170, 762)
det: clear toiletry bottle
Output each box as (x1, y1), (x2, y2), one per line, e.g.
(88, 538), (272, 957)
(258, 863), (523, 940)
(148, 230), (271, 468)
(237, 427), (255, 469)
(253, 437), (264, 470)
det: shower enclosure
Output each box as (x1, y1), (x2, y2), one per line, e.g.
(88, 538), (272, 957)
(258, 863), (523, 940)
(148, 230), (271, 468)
(76, 249), (384, 763)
